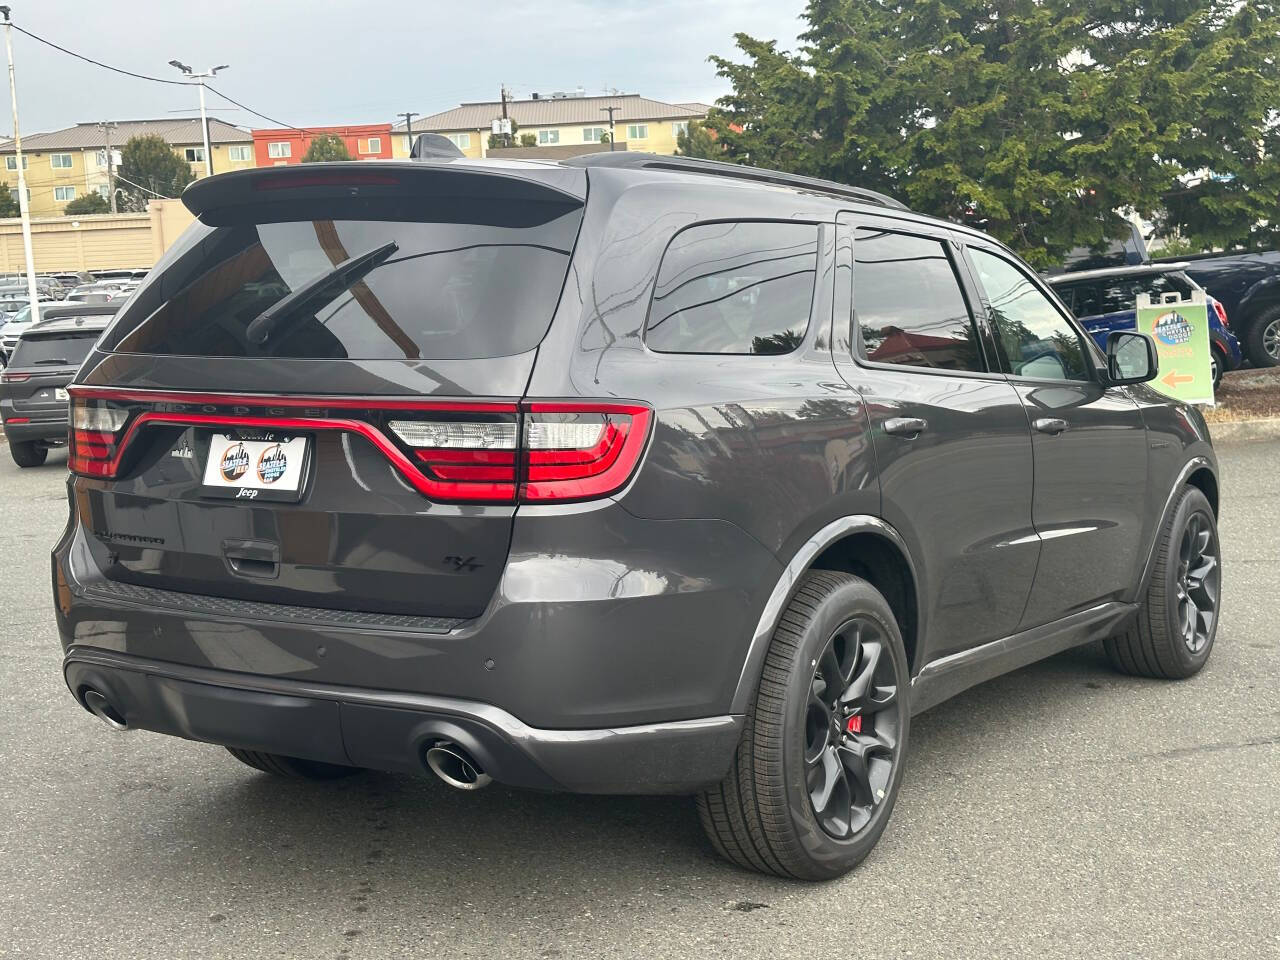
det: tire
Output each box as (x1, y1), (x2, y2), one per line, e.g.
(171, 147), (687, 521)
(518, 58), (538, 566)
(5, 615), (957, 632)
(1242, 304), (1280, 368)
(1210, 347), (1224, 390)
(1104, 486), (1221, 679)
(9, 440), (47, 468)
(697, 571), (910, 880)
(225, 746), (362, 780)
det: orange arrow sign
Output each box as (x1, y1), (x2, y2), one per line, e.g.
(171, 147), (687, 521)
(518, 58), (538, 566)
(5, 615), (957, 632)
(1161, 370), (1194, 389)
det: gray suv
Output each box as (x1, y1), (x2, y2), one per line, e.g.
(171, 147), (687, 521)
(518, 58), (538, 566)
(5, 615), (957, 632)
(53, 155), (1222, 880)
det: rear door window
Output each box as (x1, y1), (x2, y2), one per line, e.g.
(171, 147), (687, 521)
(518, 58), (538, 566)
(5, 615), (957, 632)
(854, 228), (986, 372)
(645, 221), (818, 355)
(106, 196), (583, 361)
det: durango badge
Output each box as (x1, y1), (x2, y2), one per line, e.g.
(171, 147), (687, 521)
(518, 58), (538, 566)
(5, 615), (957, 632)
(256, 444), (289, 484)
(219, 443), (250, 482)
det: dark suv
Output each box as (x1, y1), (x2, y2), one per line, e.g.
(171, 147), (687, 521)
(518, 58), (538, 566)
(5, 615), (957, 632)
(2, 303), (119, 466)
(53, 156), (1222, 880)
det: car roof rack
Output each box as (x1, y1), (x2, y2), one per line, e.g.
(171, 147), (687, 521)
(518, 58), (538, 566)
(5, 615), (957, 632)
(564, 152), (909, 211)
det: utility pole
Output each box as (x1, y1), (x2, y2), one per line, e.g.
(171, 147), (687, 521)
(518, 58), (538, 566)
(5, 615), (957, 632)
(0, 6), (38, 323)
(399, 112), (418, 155)
(500, 85), (511, 147)
(97, 120), (118, 213)
(600, 105), (619, 151)
(168, 59), (229, 178)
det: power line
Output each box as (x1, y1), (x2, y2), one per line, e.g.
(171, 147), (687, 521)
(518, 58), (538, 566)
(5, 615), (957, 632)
(7, 22), (187, 85)
(7, 20), (310, 133)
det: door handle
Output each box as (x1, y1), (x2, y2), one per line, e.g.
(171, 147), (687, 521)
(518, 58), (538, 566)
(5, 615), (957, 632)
(884, 417), (928, 438)
(1033, 418), (1069, 435)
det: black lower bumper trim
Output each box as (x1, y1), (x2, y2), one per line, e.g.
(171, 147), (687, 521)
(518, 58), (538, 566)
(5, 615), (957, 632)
(63, 648), (743, 795)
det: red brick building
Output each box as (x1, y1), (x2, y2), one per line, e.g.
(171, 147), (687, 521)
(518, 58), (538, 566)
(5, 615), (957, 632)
(251, 124), (393, 166)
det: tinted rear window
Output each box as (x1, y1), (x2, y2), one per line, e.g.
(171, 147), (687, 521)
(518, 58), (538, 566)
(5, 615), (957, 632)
(646, 221), (818, 355)
(10, 331), (100, 367)
(106, 196), (582, 360)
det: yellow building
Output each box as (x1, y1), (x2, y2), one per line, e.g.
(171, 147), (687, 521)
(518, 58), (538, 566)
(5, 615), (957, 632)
(0, 118), (254, 218)
(391, 93), (711, 159)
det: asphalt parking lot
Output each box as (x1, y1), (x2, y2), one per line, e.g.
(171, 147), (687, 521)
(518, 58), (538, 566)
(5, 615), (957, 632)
(1, 441), (1276, 960)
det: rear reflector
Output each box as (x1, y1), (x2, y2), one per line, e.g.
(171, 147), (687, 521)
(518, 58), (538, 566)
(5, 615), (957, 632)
(5, 417), (29, 424)
(66, 389), (652, 504)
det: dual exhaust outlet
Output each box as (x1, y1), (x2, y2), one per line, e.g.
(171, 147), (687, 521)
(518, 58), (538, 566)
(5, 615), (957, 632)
(79, 686), (493, 792)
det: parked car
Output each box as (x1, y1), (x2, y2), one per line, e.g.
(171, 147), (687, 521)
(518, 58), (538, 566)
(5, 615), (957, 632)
(65, 285), (120, 304)
(0, 302), (43, 362)
(55, 156), (1222, 880)
(1154, 250), (1280, 368)
(1048, 263), (1242, 387)
(1, 303), (118, 466)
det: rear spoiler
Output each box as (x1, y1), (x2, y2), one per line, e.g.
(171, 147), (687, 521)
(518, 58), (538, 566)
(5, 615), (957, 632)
(181, 161), (587, 220)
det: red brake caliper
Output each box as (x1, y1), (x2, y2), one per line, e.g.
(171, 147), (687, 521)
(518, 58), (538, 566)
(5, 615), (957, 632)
(846, 715), (863, 734)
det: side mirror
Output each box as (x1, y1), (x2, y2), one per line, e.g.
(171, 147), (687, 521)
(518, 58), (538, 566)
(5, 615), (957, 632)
(1106, 330), (1158, 385)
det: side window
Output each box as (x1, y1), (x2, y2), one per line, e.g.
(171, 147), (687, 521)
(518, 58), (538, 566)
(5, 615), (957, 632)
(646, 221), (818, 355)
(969, 248), (1092, 381)
(854, 228), (985, 372)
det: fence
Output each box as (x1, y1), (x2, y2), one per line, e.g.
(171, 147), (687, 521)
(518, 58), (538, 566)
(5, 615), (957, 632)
(0, 199), (195, 273)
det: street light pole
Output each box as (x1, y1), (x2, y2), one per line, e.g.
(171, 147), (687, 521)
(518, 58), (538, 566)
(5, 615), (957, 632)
(0, 5), (38, 323)
(169, 60), (229, 178)
(600, 105), (618, 151)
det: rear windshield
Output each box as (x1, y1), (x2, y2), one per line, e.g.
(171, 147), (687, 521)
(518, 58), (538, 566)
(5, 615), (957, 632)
(10, 331), (101, 367)
(105, 196), (583, 361)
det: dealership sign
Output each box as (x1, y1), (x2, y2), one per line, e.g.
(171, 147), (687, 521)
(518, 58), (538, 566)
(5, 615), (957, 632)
(1136, 290), (1213, 405)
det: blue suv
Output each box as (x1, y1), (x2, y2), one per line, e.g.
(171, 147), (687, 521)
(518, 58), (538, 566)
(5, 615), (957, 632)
(1049, 264), (1242, 387)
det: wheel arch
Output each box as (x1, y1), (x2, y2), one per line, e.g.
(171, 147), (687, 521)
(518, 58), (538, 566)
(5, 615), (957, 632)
(1137, 456), (1218, 595)
(729, 516), (924, 714)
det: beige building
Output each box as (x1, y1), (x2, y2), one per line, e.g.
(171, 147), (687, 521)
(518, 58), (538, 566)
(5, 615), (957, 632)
(0, 118), (254, 218)
(391, 93), (711, 159)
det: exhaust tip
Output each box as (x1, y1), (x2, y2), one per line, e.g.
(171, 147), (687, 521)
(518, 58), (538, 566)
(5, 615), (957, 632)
(424, 741), (492, 791)
(81, 687), (128, 731)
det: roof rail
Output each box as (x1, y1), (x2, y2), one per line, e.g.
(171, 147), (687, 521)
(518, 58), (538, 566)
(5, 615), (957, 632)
(563, 152), (909, 211)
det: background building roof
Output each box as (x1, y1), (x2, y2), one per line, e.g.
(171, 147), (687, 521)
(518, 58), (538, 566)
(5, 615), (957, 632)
(0, 118), (251, 154)
(394, 94), (709, 133)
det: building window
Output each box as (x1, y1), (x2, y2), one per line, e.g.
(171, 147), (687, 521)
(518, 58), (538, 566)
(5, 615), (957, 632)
(51, 153), (74, 169)
(227, 145), (252, 162)
(445, 133), (471, 150)
(4, 155), (27, 170)
(267, 141), (292, 159)
(582, 127), (606, 143)
(672, 122), (689, 138)
(95, 149), (121, 168)
(627, 124), (648, 140)
(96, 184), (111, 199)
(8, 187), (29, 203)
(184, 147), (206, 163)
(365, 137), (381, 154)
(538, 129), (560, 145)
(54, 186), (76, 202)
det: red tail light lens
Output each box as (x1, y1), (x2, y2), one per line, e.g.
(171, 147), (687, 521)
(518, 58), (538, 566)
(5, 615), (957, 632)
(1212, 300), (1229, 328)
(522, 403), (651, 502)
(1, 371), (30, 383)
(69, 399), (130, 478)
(65, 390), (652, 504)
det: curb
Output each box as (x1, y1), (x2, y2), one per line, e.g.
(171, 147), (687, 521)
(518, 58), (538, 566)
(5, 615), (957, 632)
(1206, 417), (1280, 443)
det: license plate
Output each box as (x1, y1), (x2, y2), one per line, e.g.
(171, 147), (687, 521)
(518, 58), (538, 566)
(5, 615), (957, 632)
(55, 387), (68, 402)
(202, 434), (310, 501)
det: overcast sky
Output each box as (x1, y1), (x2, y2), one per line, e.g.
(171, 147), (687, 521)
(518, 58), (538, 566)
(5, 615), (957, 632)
(5, 1), (806, 134)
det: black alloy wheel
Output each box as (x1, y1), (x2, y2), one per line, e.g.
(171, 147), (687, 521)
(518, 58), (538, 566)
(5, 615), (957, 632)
(1174, 509), (1220, 654)
(804, 617), (901, 839)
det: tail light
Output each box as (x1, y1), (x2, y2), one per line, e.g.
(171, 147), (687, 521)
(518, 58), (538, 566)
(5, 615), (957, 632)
(1212, 300), (1229, 328)
(67, 389), (651, 505)
(1, 371), (30, 382)
(69, 399), (130, 477)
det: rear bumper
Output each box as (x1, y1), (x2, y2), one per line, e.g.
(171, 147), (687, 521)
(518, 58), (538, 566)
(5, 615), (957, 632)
(2, 415), (67, 443)
(63, 647), (742, 794)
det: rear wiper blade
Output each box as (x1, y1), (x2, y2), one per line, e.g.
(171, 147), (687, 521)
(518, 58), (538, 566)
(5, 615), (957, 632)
(31, 358), (70, 365)
(245, 240), (399, 346)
